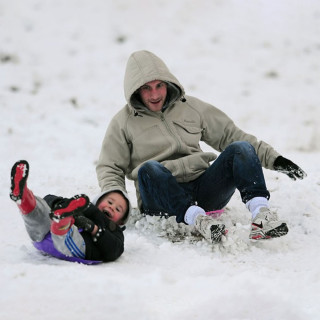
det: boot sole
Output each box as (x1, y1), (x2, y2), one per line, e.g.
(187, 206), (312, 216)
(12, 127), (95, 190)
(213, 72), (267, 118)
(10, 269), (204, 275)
(265, 223), (289, 238)
(210, 224), (226, 243)
(10, 160), (29, 201)
(50, 194), (90, 221)
(250, 223), (289, 240)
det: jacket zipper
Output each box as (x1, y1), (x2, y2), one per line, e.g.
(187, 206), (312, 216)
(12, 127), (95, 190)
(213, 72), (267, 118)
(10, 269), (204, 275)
(160, 113), (187, 177)
(160, 113), (181, 152)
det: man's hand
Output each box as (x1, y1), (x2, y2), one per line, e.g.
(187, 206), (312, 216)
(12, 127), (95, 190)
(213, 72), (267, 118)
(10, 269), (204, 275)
(273, 156), (307, 181)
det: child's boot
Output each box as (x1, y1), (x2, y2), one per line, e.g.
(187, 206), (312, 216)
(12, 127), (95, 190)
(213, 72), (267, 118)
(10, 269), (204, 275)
(10, 160), (36, 214)
(50, 194), (89, 236)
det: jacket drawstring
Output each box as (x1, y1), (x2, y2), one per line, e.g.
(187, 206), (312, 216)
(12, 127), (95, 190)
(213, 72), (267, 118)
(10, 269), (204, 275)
(134, 110), (143, 117)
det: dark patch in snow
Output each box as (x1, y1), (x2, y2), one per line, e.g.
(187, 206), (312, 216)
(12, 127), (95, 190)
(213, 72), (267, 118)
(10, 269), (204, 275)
(116, 35), (127, 44)
(9, 86), (20, 92)
(0, 53), (18, 64)
(70, 98), (79, 108)
(265, 70), (279, 79)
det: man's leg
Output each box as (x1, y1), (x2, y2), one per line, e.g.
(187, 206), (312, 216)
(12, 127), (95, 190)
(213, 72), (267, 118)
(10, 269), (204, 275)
(195, 141), (270, 210)
(195, 142), (288, 239)
(138, 160), (193, 223)
(189, 141), (270, 243)
(138, 160), (226, 243)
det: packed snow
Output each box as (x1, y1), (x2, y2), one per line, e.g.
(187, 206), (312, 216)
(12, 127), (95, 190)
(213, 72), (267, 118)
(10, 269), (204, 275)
(1, 1), (320, 319)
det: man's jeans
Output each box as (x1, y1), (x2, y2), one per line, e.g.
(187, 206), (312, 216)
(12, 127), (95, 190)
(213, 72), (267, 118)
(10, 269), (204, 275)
(138, 141), (270, 223)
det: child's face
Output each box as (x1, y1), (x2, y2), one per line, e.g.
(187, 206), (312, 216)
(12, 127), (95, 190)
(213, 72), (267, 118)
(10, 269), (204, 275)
(97, 192), (127, 224)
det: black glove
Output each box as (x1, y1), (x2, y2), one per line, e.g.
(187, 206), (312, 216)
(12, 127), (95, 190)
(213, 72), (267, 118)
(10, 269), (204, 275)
(72, 203), (101, 233)
(273, 156), (307, 181)
(74, 215), (95, 233)
(74, 211), (120, 234)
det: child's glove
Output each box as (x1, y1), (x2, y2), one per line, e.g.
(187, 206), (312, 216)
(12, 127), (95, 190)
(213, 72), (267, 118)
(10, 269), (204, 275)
(273, 156), (307, 180)
(74, 214), (120, 234)
(74, 215), (95, 233)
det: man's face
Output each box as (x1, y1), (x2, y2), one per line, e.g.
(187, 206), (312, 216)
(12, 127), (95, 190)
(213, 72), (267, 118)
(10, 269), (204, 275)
(97, 192), (127, 224)
(138, 80), (167, 112)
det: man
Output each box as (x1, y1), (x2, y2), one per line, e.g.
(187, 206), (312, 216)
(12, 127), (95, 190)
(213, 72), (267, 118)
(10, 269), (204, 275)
(96, 50), (306, 243)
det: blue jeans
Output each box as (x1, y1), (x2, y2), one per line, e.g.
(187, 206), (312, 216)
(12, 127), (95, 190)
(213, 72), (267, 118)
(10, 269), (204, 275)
(138, 141), (270, 223)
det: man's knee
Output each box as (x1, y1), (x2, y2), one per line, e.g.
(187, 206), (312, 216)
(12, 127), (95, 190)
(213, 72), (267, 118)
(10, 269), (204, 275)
(227, 141), (255, 154)
(138, 160), (161, 179)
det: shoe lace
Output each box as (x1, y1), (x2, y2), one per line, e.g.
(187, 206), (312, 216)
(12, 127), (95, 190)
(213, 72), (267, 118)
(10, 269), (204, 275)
(262, 208), (278, 222)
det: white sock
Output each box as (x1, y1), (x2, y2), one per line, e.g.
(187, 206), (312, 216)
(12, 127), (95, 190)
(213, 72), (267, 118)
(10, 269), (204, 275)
(246, 197), (269, 219)
(184, 205), (206, 225)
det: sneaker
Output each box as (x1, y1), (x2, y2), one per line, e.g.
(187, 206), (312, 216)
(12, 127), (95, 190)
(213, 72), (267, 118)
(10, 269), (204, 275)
(49, 194), (90, 222)
(10, 160), (29, 201)
(249, 207), (289, 240)
(195, 215), (226, 243)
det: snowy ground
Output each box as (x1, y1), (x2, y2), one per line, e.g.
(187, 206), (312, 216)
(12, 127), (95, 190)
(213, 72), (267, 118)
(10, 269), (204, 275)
(1, 1), (320, 319)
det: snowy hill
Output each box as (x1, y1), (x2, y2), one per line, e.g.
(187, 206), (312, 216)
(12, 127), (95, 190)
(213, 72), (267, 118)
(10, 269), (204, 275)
(1, 1), (320, 319)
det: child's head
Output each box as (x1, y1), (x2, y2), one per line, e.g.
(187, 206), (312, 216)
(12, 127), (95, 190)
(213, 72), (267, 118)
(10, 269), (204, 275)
(96, 191), (129, 225)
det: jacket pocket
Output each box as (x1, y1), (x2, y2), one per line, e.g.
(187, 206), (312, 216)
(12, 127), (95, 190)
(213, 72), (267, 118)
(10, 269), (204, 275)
(172, 120), (203, 149)
(131, 124), (173, 163)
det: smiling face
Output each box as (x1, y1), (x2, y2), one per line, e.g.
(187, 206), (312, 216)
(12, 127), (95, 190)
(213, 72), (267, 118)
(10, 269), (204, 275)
(97, 192), (128, 225)
(138, 80), (167, 112)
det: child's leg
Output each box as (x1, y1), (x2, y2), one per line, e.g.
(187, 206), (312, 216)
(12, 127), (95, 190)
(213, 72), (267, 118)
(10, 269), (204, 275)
(22, 196), (52, 242)
(10, 160), (51, 241)
(10, 160), (36, 214)
(51, 226), (86, 259)
(50, 195), (89, 259)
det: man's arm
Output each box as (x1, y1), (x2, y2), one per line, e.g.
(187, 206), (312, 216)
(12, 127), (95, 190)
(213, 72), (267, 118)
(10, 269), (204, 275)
(197, 99), (306, 179)
(199, 102), (280, 169)
(96, 115), (131, 192)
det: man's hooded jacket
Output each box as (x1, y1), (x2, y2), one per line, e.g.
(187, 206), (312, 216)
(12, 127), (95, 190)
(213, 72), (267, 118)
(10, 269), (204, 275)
(96, 50), (280, 210)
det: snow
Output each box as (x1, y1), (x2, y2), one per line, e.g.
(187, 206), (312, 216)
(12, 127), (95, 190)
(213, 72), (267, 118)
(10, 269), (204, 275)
(1, 0), (320, 319)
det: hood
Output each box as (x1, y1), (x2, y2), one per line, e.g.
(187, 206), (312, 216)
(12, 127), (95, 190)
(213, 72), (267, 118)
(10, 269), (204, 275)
(92, 189), (132, 225)
(124, 50), (185, 109)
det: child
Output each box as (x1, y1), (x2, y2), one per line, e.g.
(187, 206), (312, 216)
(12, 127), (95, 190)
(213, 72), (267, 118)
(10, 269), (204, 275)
(10, 160), (130, 264)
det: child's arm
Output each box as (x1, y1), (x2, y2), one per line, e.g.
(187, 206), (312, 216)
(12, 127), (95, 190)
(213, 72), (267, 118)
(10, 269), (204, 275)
(74, 204), (125, 262)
